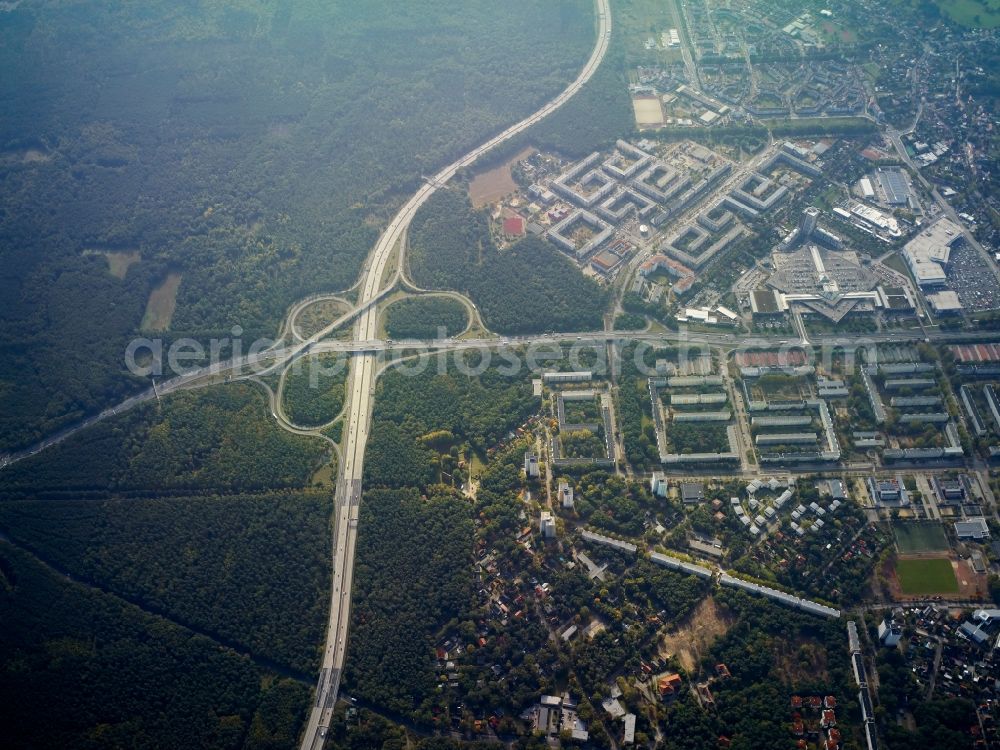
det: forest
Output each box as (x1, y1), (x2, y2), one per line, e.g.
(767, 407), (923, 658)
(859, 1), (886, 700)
(281, 352), (348, 427)
(616, 343), (659, 469)
(648, 589), (860, 750)
(384, 296), (469, 339)
(364, 362), (538, 489)
(0, 491), (331, 674)
(0, 0), (597, 452)
(344, 487), (474, 719)
(572, 471), (648, 537)
(0, 543), (309, 749)
(407, 190), (609, 334)
(0, 384), (327, 496)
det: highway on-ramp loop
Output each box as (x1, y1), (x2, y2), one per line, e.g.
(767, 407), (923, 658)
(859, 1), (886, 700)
(299, 1), (613, 746)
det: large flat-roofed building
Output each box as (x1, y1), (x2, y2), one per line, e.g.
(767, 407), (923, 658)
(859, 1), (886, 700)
(547, 208), (614, 260)
(903, 218), (963, 287)
(602, 140), (653, 180)
(551, 152), (618, 208)
(631, 161), (688, 204)
(596, 186), (657, 222)
(638, 254), (695, 295)
(845, 200), (901, 237)
(878, 285), (916, 314)
(927, 290), (963, 315)
(759, 244), (881, 322)
(681, 482), (705, 504)
(955, 517), (990, 540)
(756, 432), (818, 446)
(875, 167), (910, 205)
(750, 289), (786, 315)
(543, 371), (592, 384)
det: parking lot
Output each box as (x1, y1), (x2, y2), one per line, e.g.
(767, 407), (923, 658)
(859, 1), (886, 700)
(947, 244), (1000, 312)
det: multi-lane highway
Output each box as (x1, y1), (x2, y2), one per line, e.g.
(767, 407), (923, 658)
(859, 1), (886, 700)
(297, 2), (613, 746)
(4, 317), (997, 473)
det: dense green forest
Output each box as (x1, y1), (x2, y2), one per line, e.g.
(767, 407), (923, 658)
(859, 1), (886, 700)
(325, 707), (520, 750)
(477, 10), (634, 165)
(384, 296), (469, 339)
(0, 491), (331, 674)
(617, 343), (658, 469)
(281, 352), (347, 426)
(344, 487), (474, 718)
(0, 543), (308, 749)
(407, 190), (609, 333)
(365, 362), (537, 488)
(0, 384), (327, 496)
(0, 0), (597, 452)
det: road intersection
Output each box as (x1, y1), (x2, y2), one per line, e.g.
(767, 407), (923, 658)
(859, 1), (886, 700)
(297, 1), (613, 745)
(0, 4), (995, 747)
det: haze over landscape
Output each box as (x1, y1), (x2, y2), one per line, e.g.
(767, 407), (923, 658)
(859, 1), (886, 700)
(4, 1), (1000, 749)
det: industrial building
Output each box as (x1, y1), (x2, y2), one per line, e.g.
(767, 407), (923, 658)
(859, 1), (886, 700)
(874, 167), (910, 205)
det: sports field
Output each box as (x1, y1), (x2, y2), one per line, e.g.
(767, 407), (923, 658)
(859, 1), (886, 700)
(632, 95), (664, 127)
(894, 522), (950, 554)
(895, 557), (959, 595)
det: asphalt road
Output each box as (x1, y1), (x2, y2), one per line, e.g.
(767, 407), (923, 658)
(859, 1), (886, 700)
(1, 321), (996, 473)
(298, 1), (613, 746)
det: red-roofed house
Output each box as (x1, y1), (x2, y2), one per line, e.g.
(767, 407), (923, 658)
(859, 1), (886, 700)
(658, 673), (682, 699)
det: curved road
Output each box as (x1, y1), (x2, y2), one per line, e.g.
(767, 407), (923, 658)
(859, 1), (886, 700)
(299, 2), (612, 746)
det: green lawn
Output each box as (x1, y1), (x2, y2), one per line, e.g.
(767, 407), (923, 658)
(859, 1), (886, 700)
(895, 557), (959, 595)
(894, 522), (950, 554)
(936, 0), (1000, 29)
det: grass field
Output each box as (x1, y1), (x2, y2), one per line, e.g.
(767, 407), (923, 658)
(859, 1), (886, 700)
(894, 522), (950, 554)
(895, 557), (959, 595)
(936, 0), (1000, 29)
(85, 249), (141, 279)
(141, 271), (182, 331)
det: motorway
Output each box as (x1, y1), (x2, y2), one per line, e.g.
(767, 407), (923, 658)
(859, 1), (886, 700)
(3, 317), (999, 474)
(297, 1), (613, 746)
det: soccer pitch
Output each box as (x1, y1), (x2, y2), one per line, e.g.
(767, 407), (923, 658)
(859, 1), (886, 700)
(894, 522), (950, 554)
(895, 557), (959, 595)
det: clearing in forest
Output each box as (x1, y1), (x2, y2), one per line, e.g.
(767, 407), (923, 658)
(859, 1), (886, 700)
(468, 147), (533, 208)
(658, 595), (734, 674)
(141, 272), (182, 331)
(84, 249), (141, 279)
